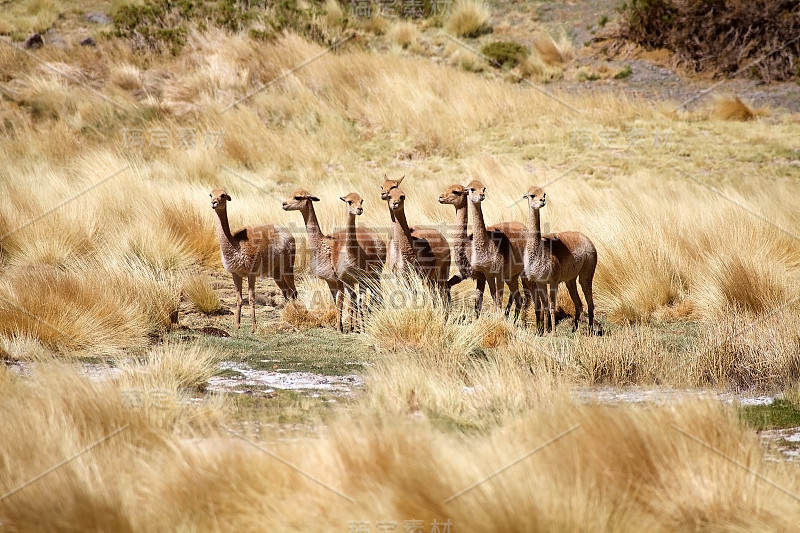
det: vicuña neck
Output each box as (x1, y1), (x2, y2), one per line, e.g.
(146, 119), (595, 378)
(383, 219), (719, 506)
(302, 204), (325, 245)
(214, 208), (236, 247)
(527, 207), (543, 257)
(345, 211), (358, 251)
(454, 204), (468, 239)
(392, 208), (413, 247)
(468, 200), (489, 247)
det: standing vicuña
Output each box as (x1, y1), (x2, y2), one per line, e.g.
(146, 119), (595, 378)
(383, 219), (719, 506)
(210, 188), (297, 333)
(282, 189), (386, 333)
(522, 186), (597, 334)
(438, 183), (531, 319)
(386, 187), (451, 302)
(462, 180), (530, 319)
(333, 192), (386, 332)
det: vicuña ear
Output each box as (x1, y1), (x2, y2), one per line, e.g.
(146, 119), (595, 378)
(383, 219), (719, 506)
(396, 175), (405, 185)
(522, 194), (529, 199)
(223, 194), (232, 201)
(340, 196), (346, 202)
(309, 196), (320, 202)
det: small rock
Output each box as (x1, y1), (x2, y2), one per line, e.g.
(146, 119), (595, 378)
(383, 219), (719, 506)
(199, 326), (230, 338)
(23, 33), (43, 49)
(80, 36), (96, 47)
(84, 12), (111, 24)
(43, 29), (67, 49)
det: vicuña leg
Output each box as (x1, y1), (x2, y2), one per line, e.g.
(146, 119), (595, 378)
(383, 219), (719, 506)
(247, 274), (257, 333)
(474, 275), (486, 318)
(565, 279), (582, 332)
(232, 273), (243, 330)
(580, 270), (596, 334)
(547, 284), (558, 336)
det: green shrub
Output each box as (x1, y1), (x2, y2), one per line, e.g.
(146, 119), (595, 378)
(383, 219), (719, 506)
(613, 64), (632, 79)
(481, 41), (530, 69)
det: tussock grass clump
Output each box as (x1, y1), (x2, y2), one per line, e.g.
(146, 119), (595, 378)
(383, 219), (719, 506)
(0, 261), (182, 355)
(445, 0), (492, 38)
(323, 0), (345, 31)
(476, 311), (514, 348)
(183, 274), (223, 314)
(360, 14), (388, 35)
(692, 309), (800, 391)
(691, 253), (794, 317)
(532, 34), (564, 65)
(290, 276), (338, 328)
(710, 94), (757, 121)
(153, 189), (220, 266)
(281, 299), (337, 329)
(118, 341), (220, 392)
(363, 274), (481, 356)
(569, 326), (679, 385)
(452, 49), (487, 72)
(388, 21), (420, 49)
(517, 55), (563, 82)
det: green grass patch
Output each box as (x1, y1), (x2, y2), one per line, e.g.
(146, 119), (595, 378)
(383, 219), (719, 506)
(614, 64), (633, 79)
(481, 41), (530, 69)
(215, 368), (245, 378)
(739, 399), (800, 431)
(165, 327), (370, 376)
(232, 388), (344, 425)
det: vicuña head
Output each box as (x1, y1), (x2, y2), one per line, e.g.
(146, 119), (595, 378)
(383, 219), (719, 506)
(380, 174), (404, 200)
(282, 188), (320, 211)
(438, 184), (466, 207)
(387, 187), (406, 212)
(340, 192), (364, 216)
(210, 188), (232, 210)
(464, 180), (486, 204)
(522, 186), (546, 209)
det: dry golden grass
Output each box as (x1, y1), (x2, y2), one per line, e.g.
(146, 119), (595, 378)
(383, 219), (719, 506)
(692, 308), (800, 390)
(359, 13), (389, 36)
(323, 0), (345, 31)
(363, 274), (483, 356)
(183, 274), (223, 314)
(1, 18), (800, 529)
(451, 48), (488, 72)
(0, 0), (63, 36)
(445, 0), (492, 38)
(0, 30), (797, 355)
(532, 33), (564, 65)
(388, 20), (420, 49)
(117, 341), (220, 392)
(2, 357), (800, 531)
(0, 261), (181, 355)
(282, 298), (337, 329)
(710, 94), (757, 121)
